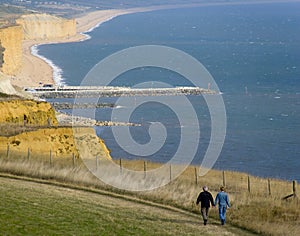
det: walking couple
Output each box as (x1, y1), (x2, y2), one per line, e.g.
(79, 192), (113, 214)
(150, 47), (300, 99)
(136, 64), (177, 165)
(196, 186), (230, 225)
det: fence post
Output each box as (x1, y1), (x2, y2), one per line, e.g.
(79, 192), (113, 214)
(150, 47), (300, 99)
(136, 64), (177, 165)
(6, 144), (10, 159)
(248, 175), (251, 193)
(49, 150), (53, 166)
(293, 180), (297, 198)
(119, 158), (122, 175)
(144, 161), (147, 179)
(268, 178), (271, 196)
(72, 153), (76, 167)
(222, 171), (226, 187)
(169, 165), (172, 182)
(95, 155), (98, 171)
(195, 167), (198, 185)
(27, 148), (30, 161)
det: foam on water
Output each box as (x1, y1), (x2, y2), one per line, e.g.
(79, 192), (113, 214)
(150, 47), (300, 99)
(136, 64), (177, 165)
(31, 44), (65, 86)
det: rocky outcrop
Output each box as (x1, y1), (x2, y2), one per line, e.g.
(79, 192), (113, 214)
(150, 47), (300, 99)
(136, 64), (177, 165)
(0, 99), (58, 126)
(0, 127), (111, 159)
(0, 76), (18, 95)
(0, 98), (111, 159)
(0, 25), (23, 75)
(16, 13), (76, 40)
(0, 13), (76, 76)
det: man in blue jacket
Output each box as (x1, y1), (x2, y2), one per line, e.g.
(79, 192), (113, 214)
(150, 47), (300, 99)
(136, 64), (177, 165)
(215, 186), (230, 225)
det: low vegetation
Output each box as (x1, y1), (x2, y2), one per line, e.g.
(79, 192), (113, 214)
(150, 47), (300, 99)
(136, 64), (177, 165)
(0, 155), (298, 235)
(1, 176), (222, 236)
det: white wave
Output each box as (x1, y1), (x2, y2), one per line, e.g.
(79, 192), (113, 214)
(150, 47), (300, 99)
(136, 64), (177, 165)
(31, 44), (65, 86)
(79, 32), (91, 41)
(79, 15), (119, 42)
(30, 14), (120, 85)
(115, 105), (126, 109)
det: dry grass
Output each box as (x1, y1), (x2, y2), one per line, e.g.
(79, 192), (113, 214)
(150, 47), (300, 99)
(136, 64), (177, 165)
(0, 156), (299, 235)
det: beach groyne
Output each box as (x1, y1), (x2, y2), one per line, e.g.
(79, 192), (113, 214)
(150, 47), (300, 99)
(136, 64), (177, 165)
(25, 86), (217, 98)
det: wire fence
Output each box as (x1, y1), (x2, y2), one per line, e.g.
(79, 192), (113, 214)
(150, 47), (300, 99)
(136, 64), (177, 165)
(0, 144), (298, 201)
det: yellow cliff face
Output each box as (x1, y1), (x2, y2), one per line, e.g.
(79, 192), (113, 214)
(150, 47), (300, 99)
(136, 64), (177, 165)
(0, 99), (111, 160)
(16, 13), (76, 40)
(0, 127), (111, 160)
(0, 25), (23, 75)
(0, 99), (58, 126)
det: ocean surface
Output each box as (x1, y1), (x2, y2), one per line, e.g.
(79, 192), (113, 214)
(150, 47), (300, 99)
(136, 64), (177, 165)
(38, 2), (300, 181)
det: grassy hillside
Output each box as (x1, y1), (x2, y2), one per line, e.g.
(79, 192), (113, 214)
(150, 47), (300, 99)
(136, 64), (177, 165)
(0, 158), (298, 235)
(0, 175), (255, 236)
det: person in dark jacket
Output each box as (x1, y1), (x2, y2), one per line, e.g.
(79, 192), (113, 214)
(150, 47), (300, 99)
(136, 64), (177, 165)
(196, 186), (215, 225)
(215, 186), (230, 225)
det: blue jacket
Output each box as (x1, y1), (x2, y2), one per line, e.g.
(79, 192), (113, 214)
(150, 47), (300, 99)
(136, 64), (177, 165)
(215, 191), (230, 207)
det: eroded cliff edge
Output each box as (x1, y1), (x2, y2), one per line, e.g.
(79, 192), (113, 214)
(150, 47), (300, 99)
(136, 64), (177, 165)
(16, 13), (76, 40)
(0, 13), (76, 76)
(0, 25), (23, 75)
(0, 97), (111, 160)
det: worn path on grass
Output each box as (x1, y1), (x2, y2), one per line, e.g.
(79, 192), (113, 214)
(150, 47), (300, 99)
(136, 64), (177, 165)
(0, 175), (257, 235)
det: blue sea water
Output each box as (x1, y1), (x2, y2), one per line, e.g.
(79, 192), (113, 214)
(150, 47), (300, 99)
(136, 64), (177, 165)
(38, 2), (300, 181)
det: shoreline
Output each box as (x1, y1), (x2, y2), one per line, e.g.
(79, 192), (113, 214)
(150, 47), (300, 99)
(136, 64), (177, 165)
(14, 6), (175, 87)
(13, 9), (137, 87)
(12, 0), (300, 88)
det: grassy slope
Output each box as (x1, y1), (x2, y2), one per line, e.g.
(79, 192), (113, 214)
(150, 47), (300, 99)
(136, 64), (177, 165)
(0, 175), (255, 236)
(0, 158), (299, 235)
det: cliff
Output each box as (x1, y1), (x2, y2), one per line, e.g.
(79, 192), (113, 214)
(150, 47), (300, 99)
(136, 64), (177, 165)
(0, 13), (76, 77)
(0, 76), (18, 95)
(0, 98), (111, 159)
(0, 127), (111, 160)
(16, 13), (76, 40)
(0, 99), (58, 126)
(0, 25), (23, 75)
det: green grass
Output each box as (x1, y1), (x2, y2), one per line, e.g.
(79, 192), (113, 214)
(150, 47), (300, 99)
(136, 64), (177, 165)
(0, 176), (240, 236)
(0, 157), (298, 235)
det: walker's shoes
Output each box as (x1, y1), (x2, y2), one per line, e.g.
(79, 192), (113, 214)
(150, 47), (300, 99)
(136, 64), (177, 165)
(221, 220), (225, 225)
(204, 220), (207, 225)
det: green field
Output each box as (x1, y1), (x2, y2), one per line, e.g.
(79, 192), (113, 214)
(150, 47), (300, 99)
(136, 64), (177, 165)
(0, 175), (256, 236)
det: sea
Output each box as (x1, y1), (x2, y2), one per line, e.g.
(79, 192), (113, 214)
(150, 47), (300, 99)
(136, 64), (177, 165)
(37, 2), (300, 182)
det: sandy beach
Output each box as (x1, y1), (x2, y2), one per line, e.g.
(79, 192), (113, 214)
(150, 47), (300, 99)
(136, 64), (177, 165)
(13, 9), (145, 87)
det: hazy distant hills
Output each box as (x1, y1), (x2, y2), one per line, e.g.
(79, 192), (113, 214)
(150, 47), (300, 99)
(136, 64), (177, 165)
(0, 0), (265, 18)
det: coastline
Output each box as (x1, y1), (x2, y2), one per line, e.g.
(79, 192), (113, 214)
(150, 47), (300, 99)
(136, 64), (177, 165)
(13, 9), (145, 87)
(12, 0), (299, 87)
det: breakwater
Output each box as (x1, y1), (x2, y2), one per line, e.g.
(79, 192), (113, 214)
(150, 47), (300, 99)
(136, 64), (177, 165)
(24, 86), (217, 99)
(56, 113), (140, 127)
(51, 102), (115, 110)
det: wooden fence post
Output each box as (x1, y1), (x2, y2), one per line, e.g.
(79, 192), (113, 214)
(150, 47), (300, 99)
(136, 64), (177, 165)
(27, 148), (30, 160)
(293, 180), (297, 198)
(222, 171), (226, 187)
(144, 161), (147, 179)
(95, 155), (98, 171)
(6, 144), (10, 159)
(248, 175), (251, 193)
(49, 150), (53, 166)
(72, 153), (76, 167)
(268, 178), (271, 196)
(195, 167), (198, 185)
(119, 158), (122, 175)
(169, 165), (172, 182)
